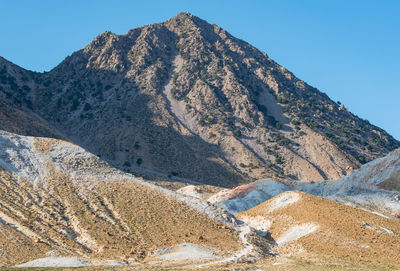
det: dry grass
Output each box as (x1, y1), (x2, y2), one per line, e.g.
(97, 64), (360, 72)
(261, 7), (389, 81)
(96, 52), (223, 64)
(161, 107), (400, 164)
(238, 191), (400, 269)
(33, 137), (69, 154)
(92, 179), (240, 258)
(0, 168), (51, 266)
(0, 160), (240, 267)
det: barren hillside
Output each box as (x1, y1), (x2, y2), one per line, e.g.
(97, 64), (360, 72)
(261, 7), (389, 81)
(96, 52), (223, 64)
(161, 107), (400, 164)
(0, 131), (263, 267)
(238, 191), (400, 269)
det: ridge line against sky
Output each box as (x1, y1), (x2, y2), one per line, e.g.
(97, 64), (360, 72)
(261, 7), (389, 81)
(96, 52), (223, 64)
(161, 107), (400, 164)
(1, 0), (399, 140)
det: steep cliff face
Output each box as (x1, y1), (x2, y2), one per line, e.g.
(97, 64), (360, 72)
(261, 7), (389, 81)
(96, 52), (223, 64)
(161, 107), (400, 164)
(0, 13), (398, 186)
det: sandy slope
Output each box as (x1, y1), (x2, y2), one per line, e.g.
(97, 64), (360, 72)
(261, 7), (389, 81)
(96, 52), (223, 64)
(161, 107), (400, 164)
(237, 191), (400, 269)
(1, 131), (269, 267)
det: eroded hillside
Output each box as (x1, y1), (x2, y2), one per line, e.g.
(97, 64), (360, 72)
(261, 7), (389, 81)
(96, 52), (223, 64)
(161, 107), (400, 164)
(0, 131), (259, 267)
(238, 191), (400, 269)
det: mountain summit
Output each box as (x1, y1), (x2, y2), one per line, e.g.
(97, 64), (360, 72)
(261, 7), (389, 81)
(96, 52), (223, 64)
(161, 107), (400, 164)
(0, 12), (398, 186)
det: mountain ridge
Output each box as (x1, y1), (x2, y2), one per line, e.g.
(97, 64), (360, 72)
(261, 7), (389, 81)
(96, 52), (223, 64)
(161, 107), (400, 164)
(0, 12), (398, 186)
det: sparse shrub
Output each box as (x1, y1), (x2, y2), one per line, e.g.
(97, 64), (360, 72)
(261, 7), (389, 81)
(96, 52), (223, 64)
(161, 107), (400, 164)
(170, 87), (177, 99)
(265, 161), (273, 168)
(71, 99), (79, 111)
(274, 153), (283, 164)
(172, 73), (178, 84)
(277, 96), (288, 104)
(358, 154), (367, 164)
(200, 70), (206, 79)
(298, 130), (306, 136)
(21, 85), (31, 92)
(136, 158), (142, 166)
(83, 103), (91, 111)
(198, 115), (212, 126)
(233, 128), (242, 137)
(291, 119), (301, 126)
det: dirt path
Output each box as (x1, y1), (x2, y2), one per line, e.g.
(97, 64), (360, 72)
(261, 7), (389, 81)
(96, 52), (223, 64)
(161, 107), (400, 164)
(196, 224), (255, 267)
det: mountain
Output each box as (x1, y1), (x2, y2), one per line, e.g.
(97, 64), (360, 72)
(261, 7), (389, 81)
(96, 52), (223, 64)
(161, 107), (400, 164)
(0, 12), (398, 187)
(1, 12), (400, 269)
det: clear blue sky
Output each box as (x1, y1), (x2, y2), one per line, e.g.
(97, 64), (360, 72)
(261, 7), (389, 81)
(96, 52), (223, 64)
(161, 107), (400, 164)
(1, 0), (399, 140)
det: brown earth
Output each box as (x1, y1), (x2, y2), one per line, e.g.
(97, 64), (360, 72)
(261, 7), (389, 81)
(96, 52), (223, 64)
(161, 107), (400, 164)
(0, 137), (241, 267)
(238, 191), (400, 269)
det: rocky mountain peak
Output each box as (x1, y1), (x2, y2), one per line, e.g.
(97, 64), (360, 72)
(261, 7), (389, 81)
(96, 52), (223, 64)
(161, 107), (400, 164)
(0, 13), (398, 186)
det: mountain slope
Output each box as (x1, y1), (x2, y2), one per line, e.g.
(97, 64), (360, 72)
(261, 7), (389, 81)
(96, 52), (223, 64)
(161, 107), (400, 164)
(0, 13), (398, 186)
(0, 58), (61, 138)
(207, 148), (400, 217)
(237, 191), (400, 269)
(0, 131), (257, 267)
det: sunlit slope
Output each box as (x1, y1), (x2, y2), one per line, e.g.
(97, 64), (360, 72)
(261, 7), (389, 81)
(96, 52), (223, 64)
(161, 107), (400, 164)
(0, 132), (241, 266)
(238, 191), (400, 269)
